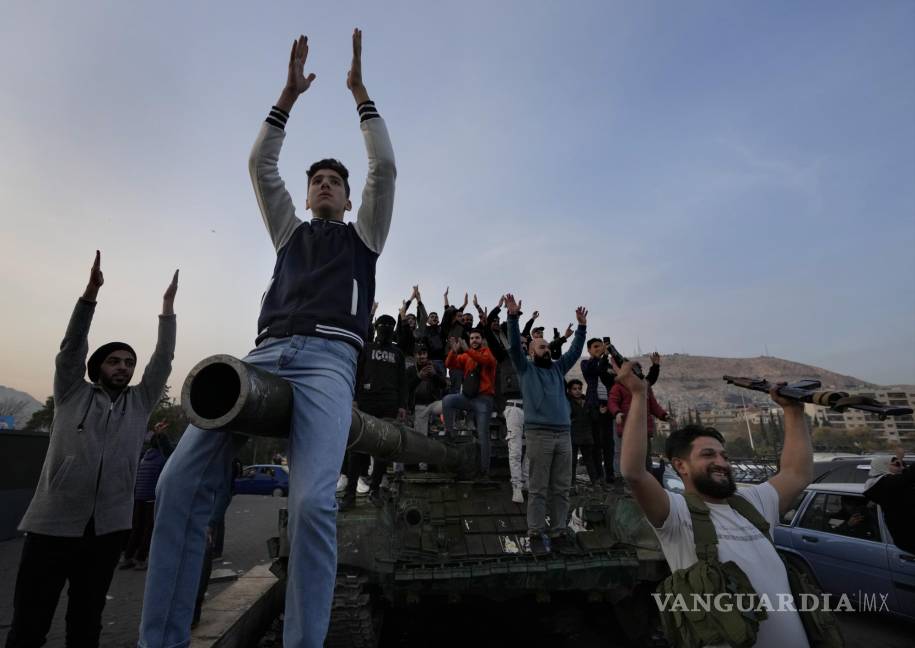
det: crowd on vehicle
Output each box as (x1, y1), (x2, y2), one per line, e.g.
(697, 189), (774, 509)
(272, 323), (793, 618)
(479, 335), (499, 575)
(335, 286), (669, 510)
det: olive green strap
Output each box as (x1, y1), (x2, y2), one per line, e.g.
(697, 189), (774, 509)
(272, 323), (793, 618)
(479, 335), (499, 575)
(684, 492), (719, 563)
(727, 495), (771, 539)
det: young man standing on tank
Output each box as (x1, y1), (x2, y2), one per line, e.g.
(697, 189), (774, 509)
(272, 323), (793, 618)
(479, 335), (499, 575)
(140, 29), (396, 648)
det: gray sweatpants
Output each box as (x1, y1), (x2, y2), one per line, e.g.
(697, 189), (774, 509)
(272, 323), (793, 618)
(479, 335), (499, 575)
(525, 427), (572, 535)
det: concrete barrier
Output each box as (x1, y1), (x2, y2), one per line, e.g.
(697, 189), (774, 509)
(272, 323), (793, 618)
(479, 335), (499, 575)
(190, 563), (284, 648)
(0, 431), (50, 541)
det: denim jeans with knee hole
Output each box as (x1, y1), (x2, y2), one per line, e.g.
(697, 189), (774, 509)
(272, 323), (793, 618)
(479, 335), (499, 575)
(139, 336), (356, 648)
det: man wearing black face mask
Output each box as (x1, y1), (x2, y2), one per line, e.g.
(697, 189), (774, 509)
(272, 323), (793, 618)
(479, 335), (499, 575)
(340, 314), (406, 509)
(504, 293), (587, 556)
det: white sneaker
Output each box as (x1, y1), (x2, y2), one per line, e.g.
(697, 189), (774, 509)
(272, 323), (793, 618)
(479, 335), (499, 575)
(356, 476), (371, 494)
(336, 474), (348, 493)
(512, 486), (524, 504)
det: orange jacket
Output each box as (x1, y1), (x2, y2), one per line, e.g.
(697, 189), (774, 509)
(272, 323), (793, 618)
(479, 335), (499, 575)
(445, 346), (497, 396)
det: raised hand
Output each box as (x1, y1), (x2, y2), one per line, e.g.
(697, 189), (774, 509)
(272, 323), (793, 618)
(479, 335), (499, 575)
(277, 35), (316, 112)
(575, 306), (588, 326)
(531, 310), (539, 320)
(650, 351), (661, 365)
(83, 250), (104, 300)
(472, 293), (479, 308)
(461, 292), (469, 309)
(347, 28), (369, 104)
(162, 269), (179, 315)
(610, 356), (645, 395)
(564, 323), (573, 338)
(411, 285), (420, 301)
(504, 293), (522, 316)
(769, 383), (804, 412)
(371, 301), (379, 317)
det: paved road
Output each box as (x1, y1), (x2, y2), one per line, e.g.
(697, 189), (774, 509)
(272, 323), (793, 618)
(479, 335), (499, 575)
(0, 494), (286, 648)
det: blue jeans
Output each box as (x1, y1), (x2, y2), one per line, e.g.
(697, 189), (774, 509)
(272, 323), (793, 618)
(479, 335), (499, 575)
(442, 393), (494, 471)
(138, 336), (357, 648)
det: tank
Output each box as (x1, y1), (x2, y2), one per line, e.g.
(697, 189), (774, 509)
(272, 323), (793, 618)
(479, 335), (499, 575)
(182, 355), (670, 646)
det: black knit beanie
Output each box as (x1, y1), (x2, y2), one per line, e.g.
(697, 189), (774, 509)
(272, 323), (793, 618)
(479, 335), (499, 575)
(87, 342), (136, 382)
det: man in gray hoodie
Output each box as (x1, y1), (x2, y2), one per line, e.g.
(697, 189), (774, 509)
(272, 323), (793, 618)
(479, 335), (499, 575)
(6, 251), (177, 648)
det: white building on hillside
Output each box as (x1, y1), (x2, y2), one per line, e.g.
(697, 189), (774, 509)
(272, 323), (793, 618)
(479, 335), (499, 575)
(805, 389), (915, 445)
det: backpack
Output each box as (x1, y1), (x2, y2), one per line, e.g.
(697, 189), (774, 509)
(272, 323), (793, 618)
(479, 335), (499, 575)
(461, 364), (481, 398)
(656, 493), (844, 648)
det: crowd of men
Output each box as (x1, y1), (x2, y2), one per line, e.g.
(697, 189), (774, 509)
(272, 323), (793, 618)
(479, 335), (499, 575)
(338, 286), (668, 503)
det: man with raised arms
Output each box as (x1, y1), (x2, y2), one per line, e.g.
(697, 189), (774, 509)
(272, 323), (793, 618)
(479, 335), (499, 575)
(616, 359), (812, 648)
(139, 29), (395, 648)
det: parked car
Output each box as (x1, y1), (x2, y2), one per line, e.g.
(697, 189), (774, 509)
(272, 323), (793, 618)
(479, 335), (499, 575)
(774, 482), (915, 620)
(233, 464), (289, 497)
(661, 464), (685, 494)
(813, 455), (915, 485)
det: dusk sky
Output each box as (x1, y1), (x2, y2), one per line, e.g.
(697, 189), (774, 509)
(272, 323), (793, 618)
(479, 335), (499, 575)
(2, 0), (914, 403)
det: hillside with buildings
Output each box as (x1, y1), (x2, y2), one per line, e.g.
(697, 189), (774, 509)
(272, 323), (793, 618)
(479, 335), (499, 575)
(565, 353), (915, 448)
(566, 352), (872, 411)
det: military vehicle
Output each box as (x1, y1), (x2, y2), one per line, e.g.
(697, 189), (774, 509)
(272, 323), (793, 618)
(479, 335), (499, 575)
(182, 355), (670, 646)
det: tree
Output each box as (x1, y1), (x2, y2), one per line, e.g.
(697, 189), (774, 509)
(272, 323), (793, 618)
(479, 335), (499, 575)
(25, 396), (55, 432)
(149, 385), (188, 442)
(726, 435), (754, 458)
(811, 427), (858, 453)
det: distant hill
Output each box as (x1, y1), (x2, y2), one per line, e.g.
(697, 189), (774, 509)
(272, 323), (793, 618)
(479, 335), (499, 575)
(0, 385), (43, 429)
(565, 353), (880, 414)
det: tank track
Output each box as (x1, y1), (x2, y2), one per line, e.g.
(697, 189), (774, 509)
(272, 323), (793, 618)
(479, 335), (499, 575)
(324, 570), (381, 648)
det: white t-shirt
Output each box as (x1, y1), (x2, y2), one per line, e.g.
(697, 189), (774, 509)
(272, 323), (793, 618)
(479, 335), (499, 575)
(652, 483), (809, 648)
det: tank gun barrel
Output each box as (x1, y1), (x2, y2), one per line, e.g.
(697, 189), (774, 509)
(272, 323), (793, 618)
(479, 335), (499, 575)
(181, 354), (478, 474)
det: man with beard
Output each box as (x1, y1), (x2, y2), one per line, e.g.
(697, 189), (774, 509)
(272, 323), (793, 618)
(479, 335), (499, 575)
(421, 309), (446, 373)
(504, 294), (587, 556)
(617, 359), (812, 648)
(396, 285), (424, 369)
(442, 329), (497, 472)
(8, 251), (177, 648)
(408, 343), (447, 437)
(475, 295), (528, 503)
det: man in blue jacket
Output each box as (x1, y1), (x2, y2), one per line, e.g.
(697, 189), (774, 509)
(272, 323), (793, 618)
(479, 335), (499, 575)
(503, 294), (587, 556)
(140, 29), (395, 648)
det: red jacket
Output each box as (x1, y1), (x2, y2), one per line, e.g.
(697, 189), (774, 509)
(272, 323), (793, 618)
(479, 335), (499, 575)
(608, 382), (667, 437)
(445, 346), (497, 397)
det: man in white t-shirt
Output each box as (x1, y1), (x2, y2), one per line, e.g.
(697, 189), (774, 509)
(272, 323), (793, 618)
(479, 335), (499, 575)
(615, 360), (813, 648)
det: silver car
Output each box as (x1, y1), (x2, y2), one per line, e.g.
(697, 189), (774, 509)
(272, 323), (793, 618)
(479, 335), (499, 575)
(774, 482), (915, 620)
